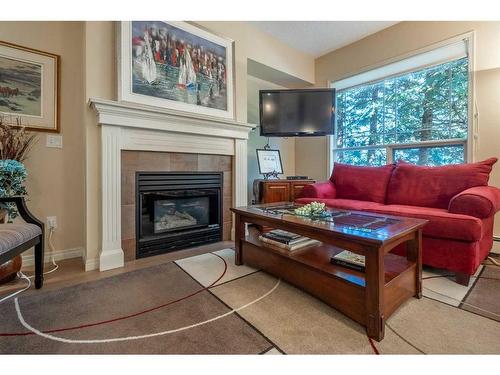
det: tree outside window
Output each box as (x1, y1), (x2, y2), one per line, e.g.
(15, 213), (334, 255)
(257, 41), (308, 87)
(334, 57), (469, 166)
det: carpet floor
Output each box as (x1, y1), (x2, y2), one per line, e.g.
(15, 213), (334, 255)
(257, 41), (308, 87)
(0, 248), (499, 354)
(0, 258), (271, 354)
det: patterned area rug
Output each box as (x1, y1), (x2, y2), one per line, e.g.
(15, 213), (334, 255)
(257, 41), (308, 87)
(1, 248), (499, 354)
(0, 251), (271, 354)
(462, 265), (500, 322)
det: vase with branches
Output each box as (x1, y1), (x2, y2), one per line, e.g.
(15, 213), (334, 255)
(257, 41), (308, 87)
(0, 117), (37, 220)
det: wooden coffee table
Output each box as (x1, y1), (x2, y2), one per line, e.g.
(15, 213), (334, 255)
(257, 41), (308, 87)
(231, 202), (428, 341)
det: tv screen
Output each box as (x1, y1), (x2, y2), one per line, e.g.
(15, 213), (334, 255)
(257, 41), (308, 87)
(259, 89), (335, 137)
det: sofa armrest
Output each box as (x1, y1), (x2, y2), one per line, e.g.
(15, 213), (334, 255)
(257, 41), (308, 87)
(298, 181), (336, 199)
(448, 186), (500, 219)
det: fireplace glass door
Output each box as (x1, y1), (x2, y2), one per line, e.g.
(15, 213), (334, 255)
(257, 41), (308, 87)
(140, 189), (220, 239)
(136, 172), (223, 258)
(153, 196), (210, 233)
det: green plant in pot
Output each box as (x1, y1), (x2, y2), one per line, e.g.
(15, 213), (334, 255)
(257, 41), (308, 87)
(0, 118), (37, 284)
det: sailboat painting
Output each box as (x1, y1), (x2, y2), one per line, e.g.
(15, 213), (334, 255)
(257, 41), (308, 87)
(120, 21), (235, 119)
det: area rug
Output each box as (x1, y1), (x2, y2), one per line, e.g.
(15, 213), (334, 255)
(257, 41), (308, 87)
(461, 265), (500, 322)
(0, 255), (271, 354)
(1, 248), (500, 354)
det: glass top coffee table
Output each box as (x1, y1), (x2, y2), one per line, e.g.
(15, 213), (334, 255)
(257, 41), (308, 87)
(231, 202), (428, 341)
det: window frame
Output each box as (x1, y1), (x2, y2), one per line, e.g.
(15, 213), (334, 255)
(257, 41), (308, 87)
(327, 32), (475, 174)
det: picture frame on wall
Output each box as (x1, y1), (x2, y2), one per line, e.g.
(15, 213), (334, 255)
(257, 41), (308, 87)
(0, 41), (60, 133)
(118, 21), (235, 120)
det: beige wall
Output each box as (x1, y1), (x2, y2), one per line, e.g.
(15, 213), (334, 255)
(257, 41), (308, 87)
(82, 21), (315, 268)
(0, 22), (85, 258)
(246, 75), (296, 203)
(83, 21), (116, 269)
(295, 21), (500, 236)
(198, 22), (315, 123)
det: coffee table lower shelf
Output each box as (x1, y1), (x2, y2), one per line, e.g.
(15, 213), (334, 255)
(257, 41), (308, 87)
(240, 231), (418, 340)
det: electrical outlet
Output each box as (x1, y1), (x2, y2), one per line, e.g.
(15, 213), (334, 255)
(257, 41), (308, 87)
(47, 216), (57, 229)
(46, 134), (63, 148)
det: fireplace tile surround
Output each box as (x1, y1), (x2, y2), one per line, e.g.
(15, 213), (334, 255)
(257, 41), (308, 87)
(90, 98), (253, 271)
(121, 151), (233, 261)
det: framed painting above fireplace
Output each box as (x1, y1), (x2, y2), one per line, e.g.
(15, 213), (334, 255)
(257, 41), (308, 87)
(118, 21), (235, 120)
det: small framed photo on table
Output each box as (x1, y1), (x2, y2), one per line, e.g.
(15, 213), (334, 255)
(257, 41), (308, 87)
(256, 149), (283, 179)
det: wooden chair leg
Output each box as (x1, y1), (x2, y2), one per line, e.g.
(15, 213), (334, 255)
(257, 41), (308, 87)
(34, 237), (44, 289)
(455, 272), (470, 286)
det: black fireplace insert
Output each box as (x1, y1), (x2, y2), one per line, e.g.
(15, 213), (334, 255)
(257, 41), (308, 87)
(136, 171), (223, 258)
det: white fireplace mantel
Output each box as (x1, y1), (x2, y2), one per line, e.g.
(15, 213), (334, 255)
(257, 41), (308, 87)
(90, 98), (254, 271)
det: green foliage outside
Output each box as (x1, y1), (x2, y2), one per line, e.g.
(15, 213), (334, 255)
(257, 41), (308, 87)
(335, 57), (469, 166)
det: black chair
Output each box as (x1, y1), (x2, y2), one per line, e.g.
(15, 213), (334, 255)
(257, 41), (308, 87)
(0, 197), (44, 289)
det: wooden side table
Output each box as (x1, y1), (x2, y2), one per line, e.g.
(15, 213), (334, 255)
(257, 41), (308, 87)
(253, 179), (315, 204)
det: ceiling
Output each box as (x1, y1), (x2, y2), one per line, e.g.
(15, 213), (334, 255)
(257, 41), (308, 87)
(248, 21), (399, 58)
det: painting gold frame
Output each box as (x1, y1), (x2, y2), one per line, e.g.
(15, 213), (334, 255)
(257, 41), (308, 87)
(0, 40), (60, 133)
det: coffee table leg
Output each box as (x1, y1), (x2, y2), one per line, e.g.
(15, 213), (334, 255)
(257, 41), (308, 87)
(365, 246), (385, 341)
(407, 229), (423, 298)
(234, 214), (245, 266)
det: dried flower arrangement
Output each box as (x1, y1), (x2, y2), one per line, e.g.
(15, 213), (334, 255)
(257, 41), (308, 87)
(0, 116), (37, 220)
(0, 117), (37, 162)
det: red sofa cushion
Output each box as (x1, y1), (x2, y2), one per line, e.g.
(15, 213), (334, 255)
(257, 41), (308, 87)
(387, 158), (497, 209)
(299, 181), (336, 199)
(295, 197), (386, 212)
(366, 204), (483, 242)
(295, 198), (483, 242)
(391, 226), (493, 274)
(330, 162), (395, 203)
(448, 186), (500, 218)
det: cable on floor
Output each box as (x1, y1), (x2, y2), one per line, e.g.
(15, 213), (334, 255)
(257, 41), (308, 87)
(0, 272), (31, 304)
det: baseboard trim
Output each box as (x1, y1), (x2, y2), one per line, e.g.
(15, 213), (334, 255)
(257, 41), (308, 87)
(85, 257), (99, 271)
(491, 236), (500, 254)
(21, 247), (84, 267)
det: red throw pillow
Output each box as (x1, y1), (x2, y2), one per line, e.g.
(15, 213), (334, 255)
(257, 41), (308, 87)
(387, 158), (497, 209)
(330, 162), (395, 203)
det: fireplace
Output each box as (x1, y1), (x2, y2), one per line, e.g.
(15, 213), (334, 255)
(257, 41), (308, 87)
(136, 171), (223, 258)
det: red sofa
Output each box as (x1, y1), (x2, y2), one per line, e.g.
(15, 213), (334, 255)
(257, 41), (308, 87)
(296, 158), (500, 285)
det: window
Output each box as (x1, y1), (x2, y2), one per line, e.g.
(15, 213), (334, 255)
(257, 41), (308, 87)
(331, 41), (471, 167)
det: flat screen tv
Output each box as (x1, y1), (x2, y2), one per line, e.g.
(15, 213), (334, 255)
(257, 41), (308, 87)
(259, 88), (335, 137)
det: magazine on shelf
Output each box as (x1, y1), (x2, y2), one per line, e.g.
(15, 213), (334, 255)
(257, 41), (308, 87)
(261, 232), (308, 245)
(258, 229), (320, 251)
(330, 250), (366, 272)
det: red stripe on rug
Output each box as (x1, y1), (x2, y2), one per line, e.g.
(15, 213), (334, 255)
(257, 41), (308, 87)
(0, 253), (228, 337)
(368, 336), (380, 354)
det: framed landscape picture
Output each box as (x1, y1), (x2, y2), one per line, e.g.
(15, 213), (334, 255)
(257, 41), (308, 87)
(118, 21), (235, 120)
(0, 41), (59, 132)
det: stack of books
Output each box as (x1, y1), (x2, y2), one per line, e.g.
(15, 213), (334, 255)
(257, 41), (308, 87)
(259, 229), (320, 251)
(330, 250), (366, 272)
